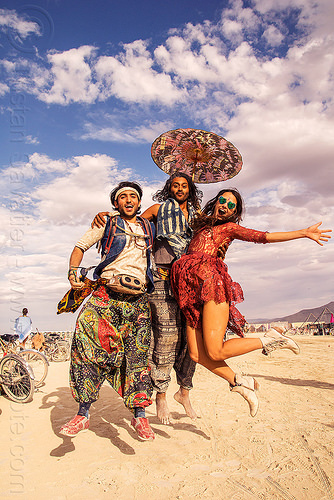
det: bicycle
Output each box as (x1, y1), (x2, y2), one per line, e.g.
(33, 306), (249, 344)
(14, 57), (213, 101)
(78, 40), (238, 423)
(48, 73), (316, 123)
(41, 332), (70, 362)
(0, 353), (35, 403)
(0, 334), (49, 388)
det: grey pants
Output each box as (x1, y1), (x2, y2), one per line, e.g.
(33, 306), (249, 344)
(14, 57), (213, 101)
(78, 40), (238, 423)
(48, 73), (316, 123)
(148, 279), (196, 392)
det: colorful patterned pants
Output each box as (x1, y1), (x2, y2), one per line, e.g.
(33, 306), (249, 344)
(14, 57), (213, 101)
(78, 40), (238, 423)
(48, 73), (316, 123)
(70, 285), (153, 410)
(148, 279), (196, 392)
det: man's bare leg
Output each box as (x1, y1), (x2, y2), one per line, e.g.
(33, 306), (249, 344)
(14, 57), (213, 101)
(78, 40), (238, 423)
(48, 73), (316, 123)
(174, 386), (197, 420)
(156, 392), (171, 424)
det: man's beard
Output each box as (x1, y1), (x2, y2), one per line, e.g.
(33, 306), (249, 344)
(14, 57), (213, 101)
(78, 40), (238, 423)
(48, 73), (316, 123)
(173, 192), (188, 203)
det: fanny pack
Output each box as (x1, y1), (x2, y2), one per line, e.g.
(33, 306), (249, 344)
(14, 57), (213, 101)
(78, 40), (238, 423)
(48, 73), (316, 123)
(107, 274), (146, 295)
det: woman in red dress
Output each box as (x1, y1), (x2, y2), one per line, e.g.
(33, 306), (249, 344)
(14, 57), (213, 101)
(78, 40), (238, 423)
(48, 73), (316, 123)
(170, 188), (331, 416)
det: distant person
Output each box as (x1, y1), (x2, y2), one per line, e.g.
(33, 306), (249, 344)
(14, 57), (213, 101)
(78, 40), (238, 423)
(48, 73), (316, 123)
(170, 188), (331, 416)
(14, 308), (32, 349)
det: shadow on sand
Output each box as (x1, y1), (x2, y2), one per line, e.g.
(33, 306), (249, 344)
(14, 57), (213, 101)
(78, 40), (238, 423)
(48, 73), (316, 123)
(251, 374), (334, 390)
(39, 385), (210, 457)
(39, 385), (139, 457)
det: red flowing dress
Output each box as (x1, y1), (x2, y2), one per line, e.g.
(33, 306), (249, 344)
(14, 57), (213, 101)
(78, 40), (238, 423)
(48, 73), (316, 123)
(170, 222), (268, 337)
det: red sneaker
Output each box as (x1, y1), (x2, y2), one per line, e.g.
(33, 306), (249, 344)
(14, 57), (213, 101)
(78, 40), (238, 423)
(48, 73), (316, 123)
(131, 417), (155, 441)
(59, 415), (90, 437)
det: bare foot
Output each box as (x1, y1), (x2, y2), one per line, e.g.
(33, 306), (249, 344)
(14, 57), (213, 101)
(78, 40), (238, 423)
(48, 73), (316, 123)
(156, 392), (171, 424)
(174, 387), (197, 420)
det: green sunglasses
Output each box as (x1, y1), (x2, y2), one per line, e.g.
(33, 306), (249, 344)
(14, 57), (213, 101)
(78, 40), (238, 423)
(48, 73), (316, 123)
(218, 196), (236, 210)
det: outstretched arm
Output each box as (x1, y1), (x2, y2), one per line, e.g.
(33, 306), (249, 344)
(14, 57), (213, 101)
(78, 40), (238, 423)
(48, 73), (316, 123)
(266, 222), (331, 246)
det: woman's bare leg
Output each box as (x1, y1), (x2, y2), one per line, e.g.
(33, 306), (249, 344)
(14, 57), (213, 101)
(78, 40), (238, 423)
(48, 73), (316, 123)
(186, 302), (298, 417)
(201, 301), (262, 361)
(186, 320), (260, 416)
(186, 322), (236, 384)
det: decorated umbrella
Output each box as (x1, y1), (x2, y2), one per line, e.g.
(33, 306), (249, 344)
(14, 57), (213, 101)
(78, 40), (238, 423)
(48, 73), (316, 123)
(151, 128), (242, 184)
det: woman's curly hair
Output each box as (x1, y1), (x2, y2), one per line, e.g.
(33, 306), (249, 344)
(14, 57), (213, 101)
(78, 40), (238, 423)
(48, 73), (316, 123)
(191, 187), (244, 234)
(152, 173), (203, 211)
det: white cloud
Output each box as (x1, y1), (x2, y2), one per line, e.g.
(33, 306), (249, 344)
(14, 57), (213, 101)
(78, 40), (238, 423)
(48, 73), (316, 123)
(80, 118), (174, 143)
(2, 41), (185, 106)
(41, 46), (100, 104)
(95, 40), (185, 105)
(220, 0), (261, 43)
(32, 154), (121, 224)
(224, 95), (334, 197)
(1, 47), (100, 105)
(80, 123), (142, 143)
(0, 82), (9, 96)
(27, 152), (71, 174)
(133, 121), (175, 142)
(1, 0), (332, 117)
(221, 19), (243, 40)
(155, 36), (219, 83)
(262, 25), (284, 46)
(25, 135), (40, 145)
(0, 8), (41, 38)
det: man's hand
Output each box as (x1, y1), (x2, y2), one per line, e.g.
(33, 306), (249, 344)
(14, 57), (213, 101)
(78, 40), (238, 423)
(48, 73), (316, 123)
(91, 211), (110, 228)
(68, 247), (85, 289)
(68, 269), (85, 290)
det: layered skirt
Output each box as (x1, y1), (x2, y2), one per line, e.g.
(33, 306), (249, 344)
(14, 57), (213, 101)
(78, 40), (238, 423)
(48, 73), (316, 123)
(171, 252), (246, 337)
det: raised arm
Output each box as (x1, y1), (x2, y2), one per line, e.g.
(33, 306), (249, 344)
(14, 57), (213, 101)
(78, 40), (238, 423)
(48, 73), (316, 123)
(266, 222), (331, 246)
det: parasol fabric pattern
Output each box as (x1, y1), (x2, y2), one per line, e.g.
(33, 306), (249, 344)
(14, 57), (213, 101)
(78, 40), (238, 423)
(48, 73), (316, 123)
(151, 128), (242, 184)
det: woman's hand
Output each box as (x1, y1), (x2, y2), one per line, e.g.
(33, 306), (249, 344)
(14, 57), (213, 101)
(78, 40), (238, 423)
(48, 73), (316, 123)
(267, 222), (332, 244)
(305, 222), (332, 245)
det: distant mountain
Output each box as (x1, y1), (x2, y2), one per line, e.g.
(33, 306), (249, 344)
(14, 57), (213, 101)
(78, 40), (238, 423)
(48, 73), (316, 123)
(247, 301), (334, 324)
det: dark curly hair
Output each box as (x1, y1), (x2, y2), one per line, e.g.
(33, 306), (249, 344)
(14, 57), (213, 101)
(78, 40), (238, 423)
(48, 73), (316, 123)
(109, 181), (143, 210)
(191, 187), (244, 234)
(152, 173), (203, 211)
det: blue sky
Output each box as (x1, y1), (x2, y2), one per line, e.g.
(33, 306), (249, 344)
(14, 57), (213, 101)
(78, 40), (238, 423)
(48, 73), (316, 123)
(0, 0), (333, 332)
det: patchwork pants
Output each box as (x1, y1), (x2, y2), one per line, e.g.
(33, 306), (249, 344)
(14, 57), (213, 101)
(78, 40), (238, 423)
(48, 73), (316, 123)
(70, 285), (153, 410)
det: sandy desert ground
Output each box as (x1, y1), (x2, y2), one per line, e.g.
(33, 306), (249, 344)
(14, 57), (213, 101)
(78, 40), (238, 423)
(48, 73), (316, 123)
(1, 335), (333, 500)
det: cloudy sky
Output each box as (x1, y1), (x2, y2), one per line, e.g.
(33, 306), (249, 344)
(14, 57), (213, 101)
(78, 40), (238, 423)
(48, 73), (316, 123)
(0, 0), (333, 333)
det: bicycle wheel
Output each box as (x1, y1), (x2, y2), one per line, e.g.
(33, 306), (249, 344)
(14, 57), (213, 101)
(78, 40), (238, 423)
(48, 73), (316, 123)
(0, 354), (34, 403)
(19, 350), (49, 388)
(51, 341), (70, 362)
